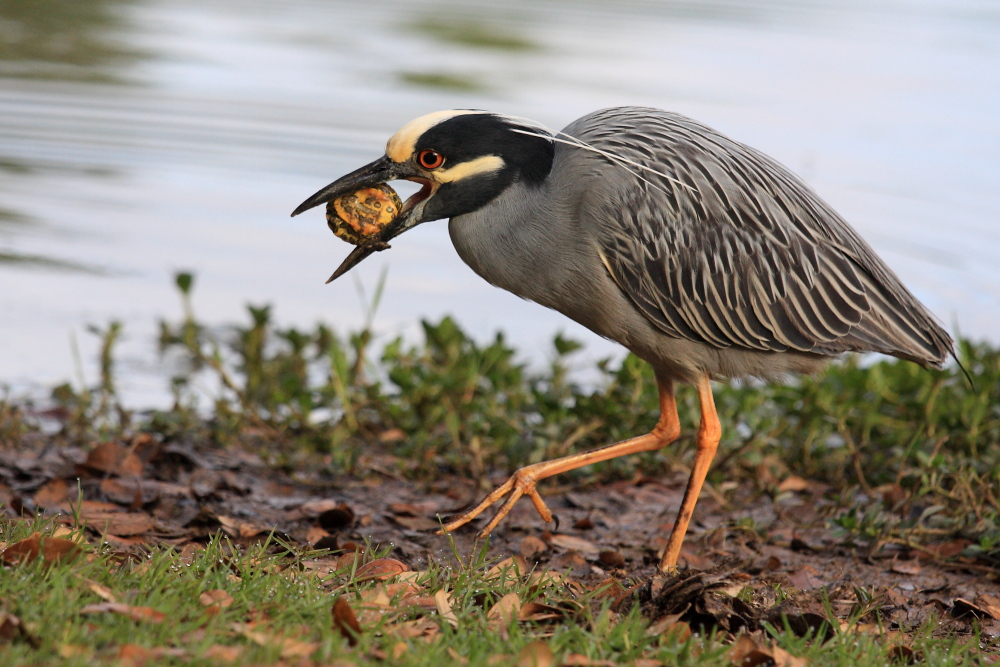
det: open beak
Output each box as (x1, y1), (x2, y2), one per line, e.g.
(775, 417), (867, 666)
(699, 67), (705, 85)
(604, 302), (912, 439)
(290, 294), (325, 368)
(290, 155), (435, 283)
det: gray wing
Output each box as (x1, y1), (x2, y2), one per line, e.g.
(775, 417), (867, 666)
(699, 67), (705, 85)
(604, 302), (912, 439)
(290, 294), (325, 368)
(565, 107), (952, 366)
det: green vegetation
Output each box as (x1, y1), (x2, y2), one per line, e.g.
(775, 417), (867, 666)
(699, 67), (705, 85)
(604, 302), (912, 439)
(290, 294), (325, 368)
(2, 272), (999, 664)
(0, 518), (986, 666)
(26, 272), (1000, 556)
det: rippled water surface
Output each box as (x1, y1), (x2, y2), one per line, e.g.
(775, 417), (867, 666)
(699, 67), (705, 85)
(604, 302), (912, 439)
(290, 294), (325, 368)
(1, 0), (998, 405)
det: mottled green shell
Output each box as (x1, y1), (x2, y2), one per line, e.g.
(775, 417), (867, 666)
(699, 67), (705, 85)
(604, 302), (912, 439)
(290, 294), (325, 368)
(326, 184), (403, 245)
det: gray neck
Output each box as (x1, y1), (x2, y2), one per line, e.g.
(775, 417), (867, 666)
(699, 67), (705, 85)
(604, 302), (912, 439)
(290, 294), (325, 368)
(447, 176), (616, 332)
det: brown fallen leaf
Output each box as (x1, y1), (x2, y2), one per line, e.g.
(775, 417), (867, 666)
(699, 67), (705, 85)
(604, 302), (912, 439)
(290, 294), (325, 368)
(355, 557), (409, 582)
(318, 504), (355, 531)
(890, 559), (922, 576)
(33, 478), (69, 509)
(332, 596), (362, 646)
(446, 646), (471, 664)
(391, 618), (439, 640)
(487, 592), (521, 630)
(787, 565), (827, 591)
(85, 441), (143, 476)
(84, 511), (155, 536)
(548, 534), (599, 554)
(776, 476), (810, 493)
(598, 550), (625, 568)
(0, 612), (37, 646)
(233, 623), (318, 658)
(953, 597), (1000, 620)
(199, 589), (235, 613)
(80, 602), (166, 624)
(517, 639), (554, 667)
(521, 535), (548, 560)
(887, 645), (917, 664)
(488, 555), (528, 579)
(2, 532), (81, 566)
(728, 635), (774, 667)
(562, 655), (616, 667)
(202, 644), (244, 662)
(518, 600), (584, 623)
(976, 594), (1000, 620)
(57, 643), (91, 658)
(82, 579), (118, 603)
(435, 589), (459, 628)
(117, 644), (187, 667)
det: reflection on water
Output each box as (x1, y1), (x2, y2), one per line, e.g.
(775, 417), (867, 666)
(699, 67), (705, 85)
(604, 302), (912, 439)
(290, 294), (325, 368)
(0, 0), (142, 82)
(0, 0), (998, 406)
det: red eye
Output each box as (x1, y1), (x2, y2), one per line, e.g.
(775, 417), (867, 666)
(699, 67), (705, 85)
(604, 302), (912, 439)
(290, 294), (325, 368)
(418, 149), (444, 169)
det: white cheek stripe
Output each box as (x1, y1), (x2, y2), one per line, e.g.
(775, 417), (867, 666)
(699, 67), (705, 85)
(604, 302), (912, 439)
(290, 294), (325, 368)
(435, 155), (505, 183)
(386, 110), (484, 163)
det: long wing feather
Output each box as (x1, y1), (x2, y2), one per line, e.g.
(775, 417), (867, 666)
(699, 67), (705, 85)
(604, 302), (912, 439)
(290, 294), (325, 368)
(564, 107), (953, 366)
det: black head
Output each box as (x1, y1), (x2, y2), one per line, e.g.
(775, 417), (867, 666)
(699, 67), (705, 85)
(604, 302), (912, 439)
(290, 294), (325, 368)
(291, 110), (555, 282)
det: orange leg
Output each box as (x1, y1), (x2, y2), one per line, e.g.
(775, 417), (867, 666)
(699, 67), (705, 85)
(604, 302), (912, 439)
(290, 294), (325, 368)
(440, 377), (681, 538)
(658, 374), (720, 572)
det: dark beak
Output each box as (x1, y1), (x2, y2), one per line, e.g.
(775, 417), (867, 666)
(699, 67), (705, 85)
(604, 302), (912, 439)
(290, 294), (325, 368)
(291, 156), (430, 283)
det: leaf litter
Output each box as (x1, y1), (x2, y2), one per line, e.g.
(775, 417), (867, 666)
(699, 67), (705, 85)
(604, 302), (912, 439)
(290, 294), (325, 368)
(3, 430), (1000, 663)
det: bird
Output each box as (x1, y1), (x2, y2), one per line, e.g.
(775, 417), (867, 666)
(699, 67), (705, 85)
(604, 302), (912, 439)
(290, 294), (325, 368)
(292, 107), (954, 573)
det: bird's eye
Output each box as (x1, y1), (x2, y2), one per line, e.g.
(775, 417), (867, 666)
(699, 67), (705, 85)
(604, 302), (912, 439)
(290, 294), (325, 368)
(418, 149), (444, 170)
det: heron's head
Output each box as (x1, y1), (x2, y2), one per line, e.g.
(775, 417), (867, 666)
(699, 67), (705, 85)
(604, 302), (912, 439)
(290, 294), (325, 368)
(291, 110), (554, 282)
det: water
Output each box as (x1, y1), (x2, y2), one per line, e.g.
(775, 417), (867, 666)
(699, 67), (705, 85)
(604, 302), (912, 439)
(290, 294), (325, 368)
(1, 0), (998, 406)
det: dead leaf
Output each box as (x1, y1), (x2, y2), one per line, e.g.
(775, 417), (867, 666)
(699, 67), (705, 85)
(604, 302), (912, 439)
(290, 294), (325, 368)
(887, 645), (916, 664)
(355, 557), (409, 582)
(728, 635), (774, 667)
(520, 535), (548, 560)
(488, 555), (528, 579)
(953, 597), (1000, 620)
(487, 592), (521, 629)
(598, 550), (625, 568)
(446, 646), (470, 664)
(332, 596), (362, 646)
(83, 579), (118, 603)
(199, 589), (234, 613)
(518, 600), (584, 623)
(32, 478), (69, 509)
(85, 441), (143, 476)
(2, 532), (81, 566)
(787, 565), (827, 591)
(202, 644), (244, 662)
(80, 602), (166, 624)
(890, 559), (922, 576)
(645, 612), (684, 637)
(318, 504), (355, 531)
(517, 639), (554, 667)
(233, 623), (318, 658)
(117, 644), (187, 666)
(85, 512), (155, 536)
(776, 476), (810, 493)
(336, 551), (362, 571)
(57, 643), (91, 658)
(562, 655), (616, 667)
(391, 618), (439, 640)
(435, 589), (459, 628)
(548, 534), (599, 554)
(216, 515), (269, 539)
(0, 612), (36, 646)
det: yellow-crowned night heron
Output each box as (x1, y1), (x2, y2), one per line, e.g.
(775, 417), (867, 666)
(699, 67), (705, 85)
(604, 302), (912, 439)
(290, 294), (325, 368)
(292, 107), (954, 572)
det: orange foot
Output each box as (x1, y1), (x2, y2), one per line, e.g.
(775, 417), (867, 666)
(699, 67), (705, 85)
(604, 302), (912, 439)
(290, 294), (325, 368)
(439, 466), (556, 538)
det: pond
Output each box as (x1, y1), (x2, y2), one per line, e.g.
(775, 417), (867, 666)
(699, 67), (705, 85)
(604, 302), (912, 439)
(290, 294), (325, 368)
(1, 0), (998, 406)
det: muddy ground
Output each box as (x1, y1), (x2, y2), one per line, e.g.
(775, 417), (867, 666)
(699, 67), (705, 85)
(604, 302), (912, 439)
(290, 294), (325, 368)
(3, 434), (1000, 642)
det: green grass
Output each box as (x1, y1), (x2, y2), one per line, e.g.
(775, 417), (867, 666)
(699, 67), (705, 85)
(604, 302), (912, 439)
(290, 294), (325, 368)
(3, 272), (1000, 664)
(0, 518), (985, 666)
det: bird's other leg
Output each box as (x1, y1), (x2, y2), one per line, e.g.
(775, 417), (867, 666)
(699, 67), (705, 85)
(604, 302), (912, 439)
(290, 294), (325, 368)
(440, 376), (680, 538)
(658, 373), (720, 573)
